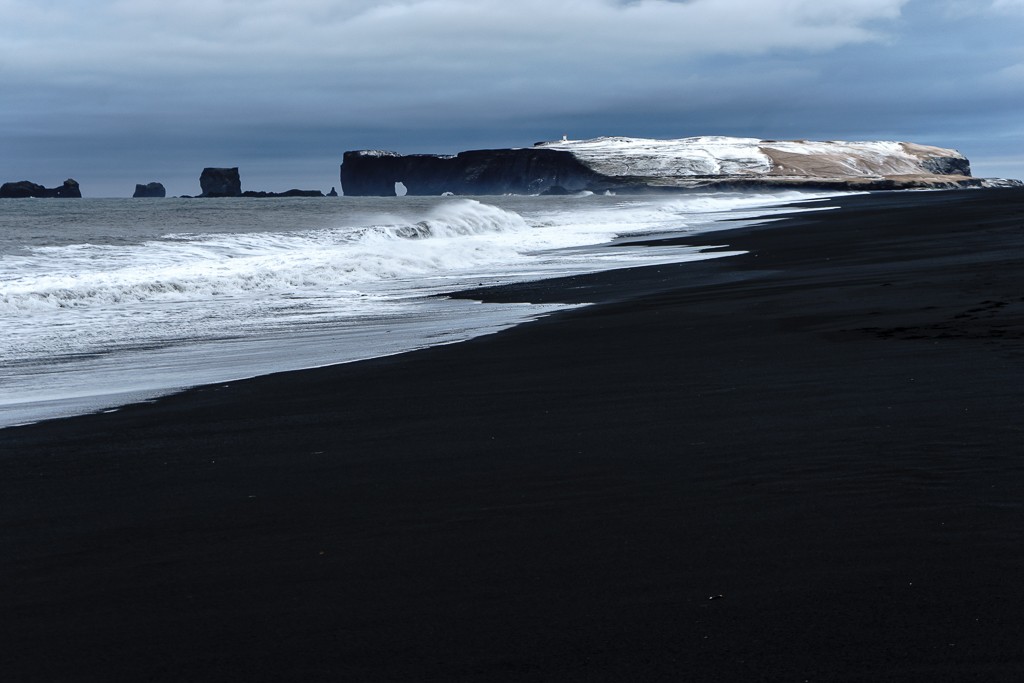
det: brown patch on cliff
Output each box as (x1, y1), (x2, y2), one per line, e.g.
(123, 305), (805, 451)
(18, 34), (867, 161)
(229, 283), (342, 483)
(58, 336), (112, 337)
(759, 146), (911, 177)
(760, 146), (842, 177)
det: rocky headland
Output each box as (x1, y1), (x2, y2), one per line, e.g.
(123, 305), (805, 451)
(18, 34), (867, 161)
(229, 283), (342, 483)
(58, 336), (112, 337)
(340, 136), (1020, 196)
(0, 179), (82, 198)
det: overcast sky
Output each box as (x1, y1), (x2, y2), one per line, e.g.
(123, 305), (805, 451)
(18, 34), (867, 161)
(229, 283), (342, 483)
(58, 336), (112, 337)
(2, 0), (1022, 196)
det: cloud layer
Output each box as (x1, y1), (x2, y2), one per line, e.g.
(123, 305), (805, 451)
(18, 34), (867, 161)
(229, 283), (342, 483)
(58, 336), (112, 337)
(1, 0), (1021, 195)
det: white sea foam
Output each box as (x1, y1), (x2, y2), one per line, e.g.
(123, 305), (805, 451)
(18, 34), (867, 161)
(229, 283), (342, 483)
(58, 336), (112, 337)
(1, 200), (530, 315)
(0, 191), (834, 427)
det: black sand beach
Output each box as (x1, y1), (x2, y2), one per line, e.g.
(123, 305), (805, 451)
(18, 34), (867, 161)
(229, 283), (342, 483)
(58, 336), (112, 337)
(3, 189), (1023, 681)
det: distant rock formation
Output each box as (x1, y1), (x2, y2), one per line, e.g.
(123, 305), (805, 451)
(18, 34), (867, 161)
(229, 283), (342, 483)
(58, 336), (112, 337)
(133, 182), (166, 198)
(340, 136), (1018, 196)
(327, 187), (339, 197)
(0, 179), (82, 198)
(195, 167), (327, 197)
(241, 189), (325, 198)
(199, 167), (242, 197)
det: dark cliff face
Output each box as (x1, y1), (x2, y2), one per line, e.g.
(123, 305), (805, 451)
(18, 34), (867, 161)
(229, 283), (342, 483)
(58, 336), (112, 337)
(200, 168), (242, 197)
(0, 179), (81, 198)
(921, 155), (972, 177)
(341, 148), (610, 196)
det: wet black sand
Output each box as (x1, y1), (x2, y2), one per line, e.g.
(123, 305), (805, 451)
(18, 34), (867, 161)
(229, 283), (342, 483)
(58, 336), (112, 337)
(3, 188), (1023, 681)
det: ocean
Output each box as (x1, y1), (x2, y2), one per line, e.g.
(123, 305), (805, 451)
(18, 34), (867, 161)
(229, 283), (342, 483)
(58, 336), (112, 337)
(0, 191), (831, 427)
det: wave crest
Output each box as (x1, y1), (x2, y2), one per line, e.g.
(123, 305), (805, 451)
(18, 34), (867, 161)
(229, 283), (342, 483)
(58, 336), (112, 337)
(374, 199), (529, 240)
(0, 200), (532, 313)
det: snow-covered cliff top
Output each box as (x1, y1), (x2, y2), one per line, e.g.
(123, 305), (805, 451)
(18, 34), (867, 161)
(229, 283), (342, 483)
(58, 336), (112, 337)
(537, 136), (969, 179)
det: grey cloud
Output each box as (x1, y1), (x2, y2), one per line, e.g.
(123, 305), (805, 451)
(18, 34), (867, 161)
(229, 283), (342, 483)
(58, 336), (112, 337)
(3, 0), (909, 74)
(1, 0), (1021, 195)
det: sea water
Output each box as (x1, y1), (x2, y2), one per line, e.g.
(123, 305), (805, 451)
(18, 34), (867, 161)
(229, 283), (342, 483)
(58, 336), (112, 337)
(0, 191), (832, 427)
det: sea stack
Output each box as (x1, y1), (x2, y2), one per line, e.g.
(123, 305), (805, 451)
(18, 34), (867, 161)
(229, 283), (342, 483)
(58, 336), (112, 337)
(199, 168), (242, 197)
(0, 179), (82, 198)
(133, 182), (166, 198)
(339, 136), (1014, 196)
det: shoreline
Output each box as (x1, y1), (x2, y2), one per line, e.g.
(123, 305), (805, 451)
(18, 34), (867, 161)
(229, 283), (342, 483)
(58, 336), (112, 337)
(0, 191), (806, 430)
(3, 188), (1023, 681)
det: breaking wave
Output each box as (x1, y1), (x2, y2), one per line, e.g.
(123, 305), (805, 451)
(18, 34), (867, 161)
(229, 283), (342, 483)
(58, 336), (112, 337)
(1, 200), (532, 313)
